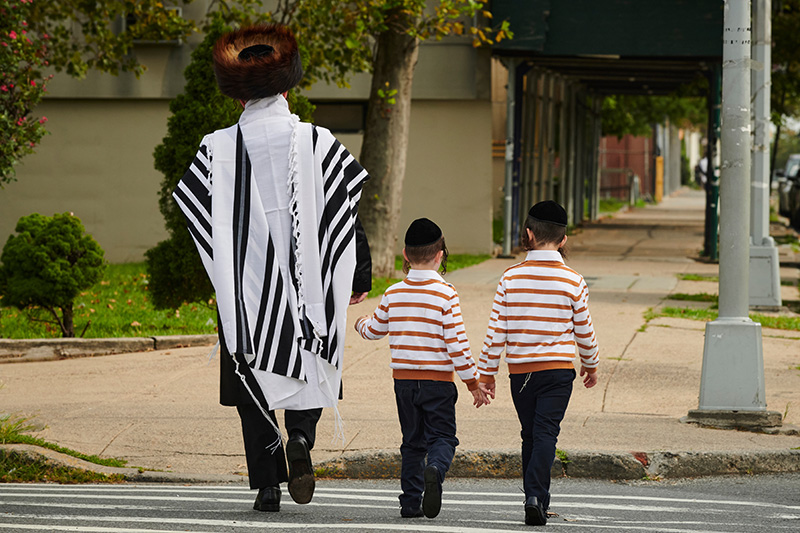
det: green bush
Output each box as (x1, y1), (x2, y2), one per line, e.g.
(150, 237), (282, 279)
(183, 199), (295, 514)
(0, 212), (105, 337)
(147, 17), (315, 309)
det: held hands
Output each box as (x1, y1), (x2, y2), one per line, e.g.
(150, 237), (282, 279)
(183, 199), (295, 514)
(580, 366), (598, 388)
(470, 387), (490, 408)
(478, 381), (496, 400)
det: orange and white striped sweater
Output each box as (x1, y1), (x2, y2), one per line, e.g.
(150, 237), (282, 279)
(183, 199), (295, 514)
(355, 269), (479, 391)
(478, 250), (599, 383)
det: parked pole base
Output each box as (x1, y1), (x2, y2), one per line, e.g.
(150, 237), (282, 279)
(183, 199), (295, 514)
(749, 242), (782, 310)
(683, 409), (783, 431)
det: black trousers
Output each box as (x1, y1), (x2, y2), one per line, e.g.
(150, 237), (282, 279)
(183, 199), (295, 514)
(393, 379), (459, 509)
(510, 369), (575, 509)
(236, 405), (322, 490)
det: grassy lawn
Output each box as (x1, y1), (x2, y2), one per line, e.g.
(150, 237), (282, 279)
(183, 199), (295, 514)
(1, 254), (493, 339)
(0, 263), (218, 340)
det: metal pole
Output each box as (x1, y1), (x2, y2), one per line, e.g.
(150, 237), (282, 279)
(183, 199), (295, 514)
(749, 0), (782, 308)
(750, 0), (770, 245)
(718, 0), (751, 320)
(688, 0), (780, 430)
(502, 58), (518, 257)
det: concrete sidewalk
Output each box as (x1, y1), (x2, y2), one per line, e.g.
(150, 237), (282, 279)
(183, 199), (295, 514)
(2, 188), (799, 482)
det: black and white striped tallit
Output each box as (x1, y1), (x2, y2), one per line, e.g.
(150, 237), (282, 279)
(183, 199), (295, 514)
(174, 111), (368, 423)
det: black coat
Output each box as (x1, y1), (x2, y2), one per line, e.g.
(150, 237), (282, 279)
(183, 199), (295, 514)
(219, 216), (372, 406)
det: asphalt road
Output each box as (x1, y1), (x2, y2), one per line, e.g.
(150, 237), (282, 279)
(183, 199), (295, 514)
(1, 475), (799, 532)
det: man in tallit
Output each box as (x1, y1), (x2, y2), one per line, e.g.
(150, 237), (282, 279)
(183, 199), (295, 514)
(174, 24), (371, 513)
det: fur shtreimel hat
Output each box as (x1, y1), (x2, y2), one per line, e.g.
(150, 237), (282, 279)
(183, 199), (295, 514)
(529, 200), (568, 227)
(405, 218), (443, 247)
(213, 24), (303, 101)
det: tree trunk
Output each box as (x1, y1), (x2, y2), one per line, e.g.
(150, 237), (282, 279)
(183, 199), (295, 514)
(61, 305), (75, 338)
(358, 9), (420, 277)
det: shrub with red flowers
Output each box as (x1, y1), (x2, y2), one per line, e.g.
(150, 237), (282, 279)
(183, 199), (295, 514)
(1, 0), (51, 185)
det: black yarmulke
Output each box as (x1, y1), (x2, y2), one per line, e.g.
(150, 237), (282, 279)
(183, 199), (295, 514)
(405, 218), (442, 247)
(529, 200), (568, 227)
(238, 44), (274, 61)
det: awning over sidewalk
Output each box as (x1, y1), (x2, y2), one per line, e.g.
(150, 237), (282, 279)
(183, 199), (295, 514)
(491, 0), (723, 252)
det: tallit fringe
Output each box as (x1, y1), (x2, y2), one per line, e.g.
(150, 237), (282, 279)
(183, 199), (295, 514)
(205, 341), (220, 365)
(234, 355), (286, 454)
(287, 116), (326, 340)
(313, 350), (346, 446)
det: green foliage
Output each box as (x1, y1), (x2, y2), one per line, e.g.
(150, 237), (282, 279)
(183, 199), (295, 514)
(601, 89), (707, 139)
(147, 16), (315, 309)
(27, 0), (193, 79)
(0, 212), (105, 337)
(772, 0), (800, 127)
(0, 413), (37, 443)
(0, 262), (217, 339)
(0, 0), (52, 185)
(286, 1), (510, 88)
(677, 273), (719, 282)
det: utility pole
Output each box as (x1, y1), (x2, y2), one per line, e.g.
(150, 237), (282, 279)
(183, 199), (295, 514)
(501, 58), (520, 258)
(749, 0), (782, 309)
(686, 0), (782, 431)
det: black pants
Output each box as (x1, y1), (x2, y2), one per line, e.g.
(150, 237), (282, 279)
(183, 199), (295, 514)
(236, 405), (322, 490)
(394, 379), (459, 509)
(510, 369), (575, 509)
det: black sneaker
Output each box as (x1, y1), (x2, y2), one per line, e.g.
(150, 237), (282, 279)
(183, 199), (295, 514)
(524, 496), (547, 526)
(422, 465), (442, 518)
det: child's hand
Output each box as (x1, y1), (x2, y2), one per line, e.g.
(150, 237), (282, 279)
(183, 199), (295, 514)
(470, 388), (489, 408)
(353, 314), (370, 332)
(479, 381), (496, 399)
(580, 366), (598, 388)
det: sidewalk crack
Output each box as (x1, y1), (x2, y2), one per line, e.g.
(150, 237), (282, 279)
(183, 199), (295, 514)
(99, 421), (135, 457)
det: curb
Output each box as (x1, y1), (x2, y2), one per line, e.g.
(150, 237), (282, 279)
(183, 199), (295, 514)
(0, 335), (218, 363)
(316, 449), (800, 480)
(6, 444), (799, 483)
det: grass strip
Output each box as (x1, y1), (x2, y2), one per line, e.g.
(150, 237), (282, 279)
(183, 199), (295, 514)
(656, 306), (800, 331)
(677, 274), (719, 282)
(667, 293), (718, 303)
(0, 449), (126, 483)
(1, 414), (127, 468)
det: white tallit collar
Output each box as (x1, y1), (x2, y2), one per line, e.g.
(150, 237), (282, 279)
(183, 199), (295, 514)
(240, 95), (291, 122)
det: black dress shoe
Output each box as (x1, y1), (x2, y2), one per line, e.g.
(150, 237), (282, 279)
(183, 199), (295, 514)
(400, 506), (424, 518)
(524, 496), (547, 526)
(286, 433), (315, 504)
(253, 486), (280, 512)
(422, 465), (442, 518)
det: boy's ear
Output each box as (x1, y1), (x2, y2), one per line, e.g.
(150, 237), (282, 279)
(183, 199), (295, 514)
(560, 234), (568, 247)
(402, 248), (409, 262)
(526, 227), (534, 244)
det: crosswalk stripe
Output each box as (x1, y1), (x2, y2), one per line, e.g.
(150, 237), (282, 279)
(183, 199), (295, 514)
(2, 485), (797, 512)
(0, 514), (528, 533)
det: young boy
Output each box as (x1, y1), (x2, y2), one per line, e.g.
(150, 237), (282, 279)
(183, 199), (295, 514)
(478, 201), (599, 526)
(355, 218), (487, 519)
